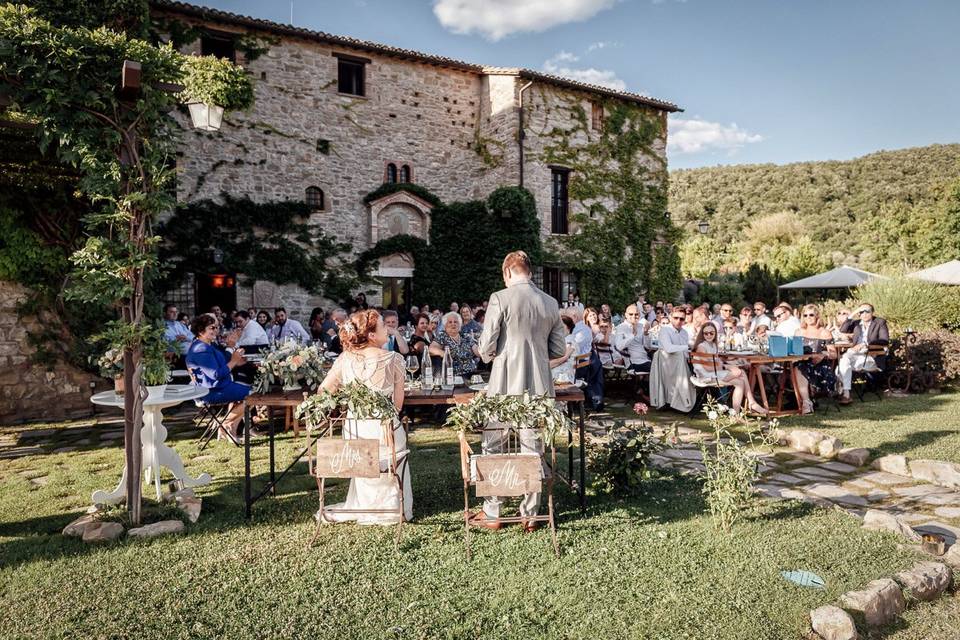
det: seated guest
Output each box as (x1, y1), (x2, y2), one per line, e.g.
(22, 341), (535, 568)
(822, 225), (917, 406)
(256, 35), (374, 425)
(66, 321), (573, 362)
(177, 312), (191, 331)
(233, 310), (269, 350)
(594, 318), (622, 367)
(308, 307), (326, 342)
(429, 311), (480, 376)
(584, 307), (601, 336)
(569, 306), (604, 411)
(549, 315), (577, 382)
(752, 301), (773, 333)
(270, 307), (310, 344)
(739, 307), (754, 333)
(186, 314), (250, 438)
(833, 308), (856, 340)
(460, 304), (483, 336)
(721, 318), (745, 350)
(409, 313), (432, 356)
(692, 325), (767, 415)
(449, 301), (459, 313)
(716, 303), (735, 332)
(838, 303), (889, 404)
(474, 308), (486, 325)
(163, 303), (193, 354)
(382, 310), (410, 355)
(772, 303), (801, 336)
(615, 304), (651, 373)
(256, 310), (271, 329)
(796, 304), (836, 410)
(690, 307), (710, 345)
(324, 308), (347, 354)
(354, 292), (369, 310)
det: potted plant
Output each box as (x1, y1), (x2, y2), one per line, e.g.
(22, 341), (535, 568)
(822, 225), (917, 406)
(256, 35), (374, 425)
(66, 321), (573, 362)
(96, 348), (125, 396)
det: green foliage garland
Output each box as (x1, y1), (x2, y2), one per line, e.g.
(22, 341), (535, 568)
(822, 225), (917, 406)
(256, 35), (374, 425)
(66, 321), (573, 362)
(537, 95), (679, 310)
(158, 194), (360, 302)
(362, 182), (442, 207)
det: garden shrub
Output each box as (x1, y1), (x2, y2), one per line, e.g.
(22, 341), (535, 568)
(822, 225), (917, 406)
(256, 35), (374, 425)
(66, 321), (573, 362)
(851, 277), (959, 332)
(587, 419), (663, 494)
(889, 330), (960, 385)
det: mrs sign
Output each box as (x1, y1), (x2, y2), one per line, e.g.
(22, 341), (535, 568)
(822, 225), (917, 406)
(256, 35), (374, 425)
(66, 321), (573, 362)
(314, 439), (380, 479)
(474, 454), (542, 497)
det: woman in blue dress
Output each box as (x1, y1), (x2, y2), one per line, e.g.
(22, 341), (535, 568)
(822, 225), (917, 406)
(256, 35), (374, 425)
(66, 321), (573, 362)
(186, 313), (250, 438)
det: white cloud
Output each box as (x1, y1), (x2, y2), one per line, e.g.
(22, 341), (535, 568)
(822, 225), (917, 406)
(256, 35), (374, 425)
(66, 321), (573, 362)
(433, 0), (617, 41)
(586, 40), (620, 52)
(543, 51), (627, 91)
(667, 117), (764, 155)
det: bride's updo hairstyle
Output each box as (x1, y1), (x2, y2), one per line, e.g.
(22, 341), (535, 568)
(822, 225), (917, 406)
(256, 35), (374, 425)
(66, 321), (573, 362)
(340, 309), (381, 351)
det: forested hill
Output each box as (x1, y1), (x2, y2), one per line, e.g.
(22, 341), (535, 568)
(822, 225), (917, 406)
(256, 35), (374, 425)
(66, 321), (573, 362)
(668, 143), (960, 275)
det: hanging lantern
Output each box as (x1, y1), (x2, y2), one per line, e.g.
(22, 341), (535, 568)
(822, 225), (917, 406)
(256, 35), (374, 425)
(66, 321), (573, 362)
(187, 102), (224, 132)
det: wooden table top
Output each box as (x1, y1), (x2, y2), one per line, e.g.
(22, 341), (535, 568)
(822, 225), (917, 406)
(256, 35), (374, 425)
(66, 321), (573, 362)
(245, 385), (586, 408)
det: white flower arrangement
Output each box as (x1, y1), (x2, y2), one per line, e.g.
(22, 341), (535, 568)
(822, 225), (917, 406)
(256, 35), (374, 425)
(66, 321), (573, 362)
(254, 343), (329, 393)
(95, 348), (124, 378)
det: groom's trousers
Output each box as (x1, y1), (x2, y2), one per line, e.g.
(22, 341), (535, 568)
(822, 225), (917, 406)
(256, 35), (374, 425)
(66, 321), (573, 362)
(481, 421), (543, 518)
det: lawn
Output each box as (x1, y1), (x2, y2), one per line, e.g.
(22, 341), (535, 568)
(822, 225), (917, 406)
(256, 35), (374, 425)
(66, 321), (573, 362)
(0, 395), (958, 639)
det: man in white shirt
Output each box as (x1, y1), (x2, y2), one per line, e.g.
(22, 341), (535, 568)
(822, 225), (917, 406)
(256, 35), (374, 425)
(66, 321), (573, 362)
(649, 307), (695, 412)
(162, 303), (193, 354)
(772, 303), (801, 336)
(750, 301), (773, 334)
(614, 304), (650, 373)
(269, 307), (310, 343)
(234, 310), (268, 349)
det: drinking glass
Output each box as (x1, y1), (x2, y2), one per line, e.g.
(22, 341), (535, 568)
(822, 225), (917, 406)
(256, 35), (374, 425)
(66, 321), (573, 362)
(405, 355), (419, 383)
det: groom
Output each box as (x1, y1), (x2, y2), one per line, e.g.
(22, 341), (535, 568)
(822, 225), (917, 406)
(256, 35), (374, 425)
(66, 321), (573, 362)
(476, 250), (567, 531)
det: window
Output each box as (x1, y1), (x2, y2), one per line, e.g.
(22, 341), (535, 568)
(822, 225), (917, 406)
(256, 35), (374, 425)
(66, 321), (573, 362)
(201, 32), (236, 62)
(591, 101), (604, 131)
(386, 163), (398, 184)
(551, 168), (570, 234)
(305, 186), (324, 211)
(336, 56), (366, 96)
(399, 164), (411, 183)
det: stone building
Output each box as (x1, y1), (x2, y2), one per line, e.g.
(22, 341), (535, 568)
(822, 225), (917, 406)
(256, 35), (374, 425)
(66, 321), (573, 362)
(154, 0), (682, 318)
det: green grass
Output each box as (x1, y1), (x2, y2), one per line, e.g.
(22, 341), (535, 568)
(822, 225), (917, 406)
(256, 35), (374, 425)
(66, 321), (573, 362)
(0, 400), (956, 639)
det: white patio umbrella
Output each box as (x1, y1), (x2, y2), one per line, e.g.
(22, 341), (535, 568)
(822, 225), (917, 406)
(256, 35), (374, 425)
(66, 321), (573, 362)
(908, 259), (960, 285)
(778, 265), (887, 290)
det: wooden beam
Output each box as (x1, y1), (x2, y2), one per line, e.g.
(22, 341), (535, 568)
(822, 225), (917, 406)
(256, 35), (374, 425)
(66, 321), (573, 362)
(120, 60), (142, 100)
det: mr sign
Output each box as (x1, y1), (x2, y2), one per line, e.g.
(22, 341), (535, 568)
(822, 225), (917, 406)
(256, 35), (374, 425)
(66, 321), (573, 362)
(474, 454), (542, 497)
(315, 438), (380, 478)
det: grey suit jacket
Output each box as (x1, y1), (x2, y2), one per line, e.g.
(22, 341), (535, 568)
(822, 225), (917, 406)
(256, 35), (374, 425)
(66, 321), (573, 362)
(478, 280), (567, 397)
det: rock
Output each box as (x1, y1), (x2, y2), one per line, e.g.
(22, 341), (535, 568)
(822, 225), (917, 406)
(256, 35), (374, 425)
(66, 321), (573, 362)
(862, 509), (922, 542)
(162, 487), (195, 502)
(806, 482), (869, 506)
(893, 561), (953, 602)
(770, 428), (789, 445)
(839, 578), (906, 628)
(817, 437), (843, 459)
(810, 605), (858, 640)
(786, 430), (826, 454)
(176, 497), (202, 523)
(127, 520), (184, 539)
(934, 506), (960, 518)
(873, 455), (909, 476)
(62, 514), (96, 537)
(838, 448), (871, 467)
(81, 521), (124, 543)
(909, 459), (960, 490)
(945, 544), (960, 567)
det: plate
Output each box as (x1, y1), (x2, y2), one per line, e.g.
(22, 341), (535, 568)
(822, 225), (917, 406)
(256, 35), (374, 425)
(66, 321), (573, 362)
(469, 384), (487, 392)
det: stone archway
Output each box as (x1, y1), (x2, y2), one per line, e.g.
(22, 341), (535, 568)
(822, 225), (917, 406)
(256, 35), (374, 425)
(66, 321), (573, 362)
(367, 190), (434, 245)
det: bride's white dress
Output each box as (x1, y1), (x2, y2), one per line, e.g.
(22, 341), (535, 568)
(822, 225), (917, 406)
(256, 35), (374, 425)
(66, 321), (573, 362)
(321, 349), (413, 524)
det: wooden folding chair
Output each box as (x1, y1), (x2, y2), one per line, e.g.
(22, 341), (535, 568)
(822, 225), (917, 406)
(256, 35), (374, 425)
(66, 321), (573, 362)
(852, 345), (889, 402)
(309, 413), (408, 550)
(459, 425), (559, 560)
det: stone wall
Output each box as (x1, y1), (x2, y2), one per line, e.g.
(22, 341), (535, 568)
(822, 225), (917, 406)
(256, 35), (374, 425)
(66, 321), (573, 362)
(166, 17), (671, 318)
(0, 281), (103, 424)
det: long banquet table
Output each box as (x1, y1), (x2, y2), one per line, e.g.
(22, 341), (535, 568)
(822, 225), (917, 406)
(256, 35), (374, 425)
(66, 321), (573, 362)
(241, 384), (588, 519)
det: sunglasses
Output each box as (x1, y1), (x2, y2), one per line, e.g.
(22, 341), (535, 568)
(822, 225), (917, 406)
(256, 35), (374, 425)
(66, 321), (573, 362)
(802, 313), (817, 317)
(857, 310), (871, 315)
(703, 331), (716, 336)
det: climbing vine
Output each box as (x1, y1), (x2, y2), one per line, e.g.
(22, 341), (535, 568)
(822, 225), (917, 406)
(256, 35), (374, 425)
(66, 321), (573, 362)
(158, 194), (360, 302)
(362, 182), (443, 207)
(533, 88), (678, 310)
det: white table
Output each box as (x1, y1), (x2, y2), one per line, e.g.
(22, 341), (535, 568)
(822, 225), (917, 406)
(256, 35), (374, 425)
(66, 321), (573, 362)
(90, 385), (211, 504)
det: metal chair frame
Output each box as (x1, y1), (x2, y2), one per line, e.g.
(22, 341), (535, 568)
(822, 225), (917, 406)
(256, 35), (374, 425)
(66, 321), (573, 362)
(688, 351), (734, 413)
(459, 425), (559, 559)
(309, 412), (408, 551)
(196, 401), (240, 450)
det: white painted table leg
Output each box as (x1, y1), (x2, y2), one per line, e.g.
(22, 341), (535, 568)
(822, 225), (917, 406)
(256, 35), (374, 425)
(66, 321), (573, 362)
(150, 403), (212, 489)
(91, 464), (128, 506)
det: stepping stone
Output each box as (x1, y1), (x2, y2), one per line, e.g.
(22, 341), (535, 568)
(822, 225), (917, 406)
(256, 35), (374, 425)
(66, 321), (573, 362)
(0, 447), (44, 458)
(918, 493), (960, 507)
(933, 507), (960, 519)
(794, 466), (843, 480)
(891, 484), (954, 498)
(806, 482), (869, 506)
(913, 521), (960, 546)
(29, 476), (49, 487)
(770, 473), (805, 486)
(865, 489), (891, 502)
(72, 438), (92, 446)
(860, 471), (915, 486)
(819, 461), (859, 474)
(19, 428), (58, 439)
(661, 448), (703, 461)
(844, 478), (876, 490)
(784, 452), (824, 462)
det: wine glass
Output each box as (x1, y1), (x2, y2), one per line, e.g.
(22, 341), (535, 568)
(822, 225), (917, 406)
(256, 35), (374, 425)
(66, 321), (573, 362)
(405, 354), (419, 383)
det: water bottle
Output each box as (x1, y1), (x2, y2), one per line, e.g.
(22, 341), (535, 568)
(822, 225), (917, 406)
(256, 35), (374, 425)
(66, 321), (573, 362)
(441, 346), (454, 390)
(421, 346), (433, 387)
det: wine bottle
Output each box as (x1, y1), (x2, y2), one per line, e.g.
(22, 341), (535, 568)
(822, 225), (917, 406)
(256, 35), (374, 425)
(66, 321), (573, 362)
(422, 345), (433, 388)
(441, 346), (454, 390)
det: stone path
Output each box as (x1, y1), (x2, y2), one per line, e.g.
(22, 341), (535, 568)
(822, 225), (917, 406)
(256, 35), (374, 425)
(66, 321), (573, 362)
(629, 423), (960, 544)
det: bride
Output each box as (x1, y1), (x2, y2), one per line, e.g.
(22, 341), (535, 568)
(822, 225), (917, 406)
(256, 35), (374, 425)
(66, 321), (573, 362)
(317, 309), (412, 524)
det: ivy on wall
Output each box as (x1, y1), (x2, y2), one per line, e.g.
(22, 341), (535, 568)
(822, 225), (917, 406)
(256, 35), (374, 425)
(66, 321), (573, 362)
(533, 91), (681, 310)
(362, 182), (443, 207)
(158, 194), (360, 303)
(359, 185), (542, 305)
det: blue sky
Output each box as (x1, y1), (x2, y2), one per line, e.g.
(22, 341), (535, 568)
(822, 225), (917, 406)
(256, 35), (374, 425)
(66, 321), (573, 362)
(199, 0), (959, 170)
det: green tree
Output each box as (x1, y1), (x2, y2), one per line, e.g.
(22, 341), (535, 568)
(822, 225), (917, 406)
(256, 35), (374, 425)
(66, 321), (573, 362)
(679, 235), (729, 279)
(740, 263), (779, 304)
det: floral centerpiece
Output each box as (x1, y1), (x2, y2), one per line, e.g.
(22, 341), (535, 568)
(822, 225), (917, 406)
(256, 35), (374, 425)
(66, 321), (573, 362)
(295, 381), (398, 431)
(95, 347), (125, 394)
(254, 343), (328, 393)
(444, 391), (573, 443)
